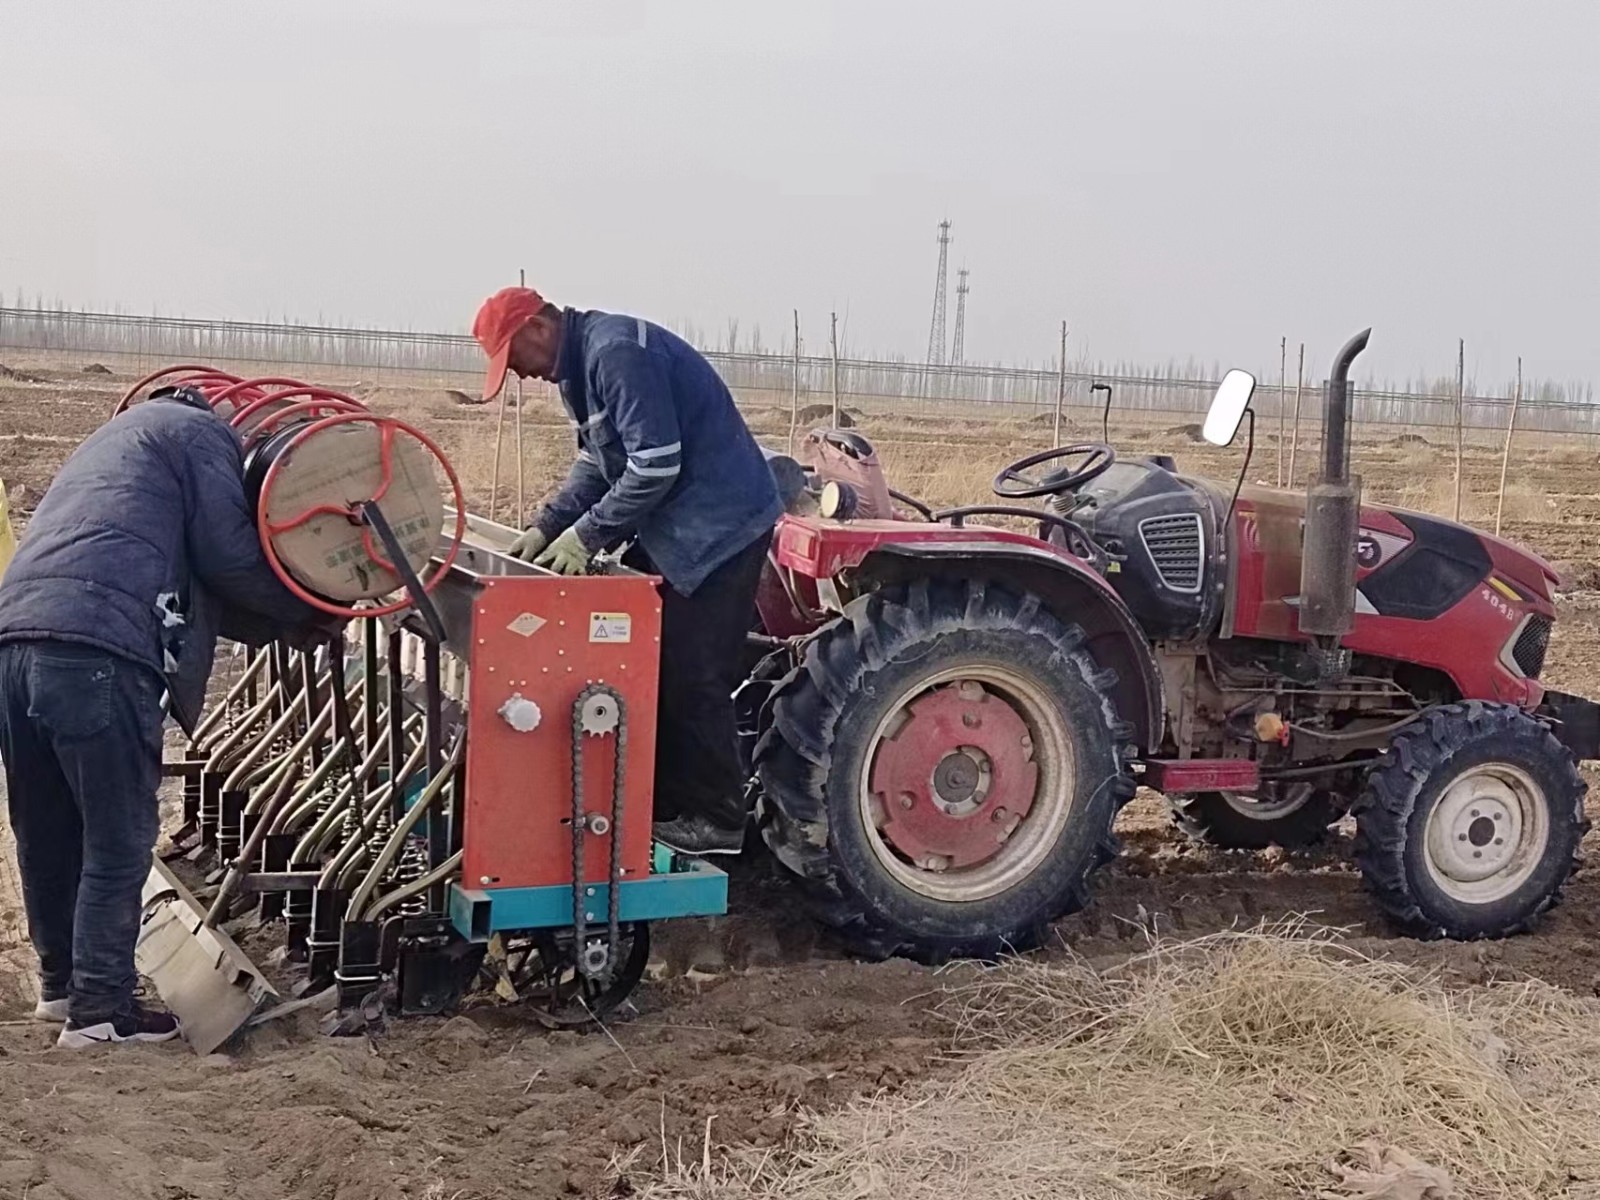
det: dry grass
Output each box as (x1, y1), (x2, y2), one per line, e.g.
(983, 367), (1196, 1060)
(618, 925), (1600, 1200)
(1387, 474), (1560, 527)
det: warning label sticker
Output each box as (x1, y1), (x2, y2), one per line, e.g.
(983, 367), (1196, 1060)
(506, 612), (547, 638)
(589, 612), (633, 643)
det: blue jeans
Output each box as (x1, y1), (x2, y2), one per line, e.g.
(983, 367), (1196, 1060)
(0, 641), (164, 1023)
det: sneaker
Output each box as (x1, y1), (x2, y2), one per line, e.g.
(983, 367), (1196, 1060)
(32, 994), (69, 1023)
(652, 815), (745, 857)
(57, 1002), (181, 1049)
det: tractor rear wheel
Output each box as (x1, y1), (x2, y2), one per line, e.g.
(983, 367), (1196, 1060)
(1175, 783), (1341, 849)
(755, 579), (1136, 962)
(1355, 702), (1588, 939)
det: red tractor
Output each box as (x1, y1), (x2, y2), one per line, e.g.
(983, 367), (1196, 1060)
(744, 329), (1598, 961)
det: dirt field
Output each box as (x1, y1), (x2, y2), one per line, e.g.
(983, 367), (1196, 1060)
(2, 359), (1600, 1199)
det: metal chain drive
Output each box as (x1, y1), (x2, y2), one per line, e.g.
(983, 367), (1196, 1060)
(570, 683), (627, 981)
(579, 691), (620, 737)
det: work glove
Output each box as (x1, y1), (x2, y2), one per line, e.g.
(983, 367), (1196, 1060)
(508, 527), (548, 563)
(533, 526), (593, 576)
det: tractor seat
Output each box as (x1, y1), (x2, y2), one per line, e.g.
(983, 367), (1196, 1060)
(761, 449), (809, 510)
(813, 429), (877, 461)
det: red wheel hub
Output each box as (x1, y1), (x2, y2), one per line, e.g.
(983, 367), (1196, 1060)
(867, 681), (1039, 870)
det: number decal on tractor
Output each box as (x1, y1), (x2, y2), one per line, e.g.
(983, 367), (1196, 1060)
(1480, 585), (1518, 622)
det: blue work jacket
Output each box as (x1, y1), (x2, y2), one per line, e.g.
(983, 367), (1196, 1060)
(532, 309), (781, 595)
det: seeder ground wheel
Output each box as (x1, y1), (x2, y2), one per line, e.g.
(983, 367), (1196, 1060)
(495, 923), (651, 1028)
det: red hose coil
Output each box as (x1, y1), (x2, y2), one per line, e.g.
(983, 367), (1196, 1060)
(115, 363), (466, 622)
(256, 409), (467, 619)
(114, 365), (245, 415)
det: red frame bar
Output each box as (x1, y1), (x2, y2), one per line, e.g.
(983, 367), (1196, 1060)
(1141, 758), (1260, 795)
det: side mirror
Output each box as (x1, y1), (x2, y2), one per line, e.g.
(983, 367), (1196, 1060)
(1202, 369), (1257, 447)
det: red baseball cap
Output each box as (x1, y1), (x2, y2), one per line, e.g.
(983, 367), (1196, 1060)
(472, 286), (547, 401)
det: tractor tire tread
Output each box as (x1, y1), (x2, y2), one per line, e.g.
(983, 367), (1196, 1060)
(1352, 700), (1589, 940)
(1171, 789), (1340, 850)
(756, 578), (1136, 964)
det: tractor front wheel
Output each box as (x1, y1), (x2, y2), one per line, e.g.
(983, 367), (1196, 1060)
(1355, 702), (1588, 939)
(755, 579), (1136, 962)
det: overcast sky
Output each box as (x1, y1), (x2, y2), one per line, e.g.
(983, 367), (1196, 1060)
(1, 1), (1595, 388)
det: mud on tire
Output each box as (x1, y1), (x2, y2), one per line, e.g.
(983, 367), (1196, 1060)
(754, 579), (1137, 962)
(1354, 701), (1588, 940)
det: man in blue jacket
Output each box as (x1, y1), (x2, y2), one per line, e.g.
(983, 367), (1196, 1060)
(0, 386), (331, 1047)
(473, 286), (781, 855)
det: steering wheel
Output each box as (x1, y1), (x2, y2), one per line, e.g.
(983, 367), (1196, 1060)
(992, 443), (1117, 499)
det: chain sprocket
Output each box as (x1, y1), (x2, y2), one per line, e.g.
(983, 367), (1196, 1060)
(578, 690), (621, 737)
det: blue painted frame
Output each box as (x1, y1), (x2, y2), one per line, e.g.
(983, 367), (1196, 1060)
(448, 856), (728, 941)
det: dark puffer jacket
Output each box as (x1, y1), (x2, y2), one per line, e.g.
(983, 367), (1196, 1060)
(0, 389), (322, 731)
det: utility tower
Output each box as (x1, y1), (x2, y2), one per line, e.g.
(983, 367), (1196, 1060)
(924, 220), (952, 367)
(950, 268), (970, 365)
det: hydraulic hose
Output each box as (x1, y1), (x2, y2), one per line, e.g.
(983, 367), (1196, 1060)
(361, 851), (464, 923)
(202, 684), (286, 775)
(314, 739), (429, 882)
(264, 735), (351, 835)
(278, 711), (421, 841)
(242, 699), (342, 818)
(344, 738), (464, 916)
(221, 698), (308, 794)
(190, 650), (270, 749)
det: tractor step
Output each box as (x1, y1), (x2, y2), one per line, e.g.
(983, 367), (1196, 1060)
(1141, 758), (1260, 795)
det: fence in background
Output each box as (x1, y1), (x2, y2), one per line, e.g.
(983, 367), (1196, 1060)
(2, 306), (1595, 438)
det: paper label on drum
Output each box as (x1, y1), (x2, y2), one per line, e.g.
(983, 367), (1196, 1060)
(506, 612), (547, 638)
(263, 422), (444, 603)
(588, 612), (632, 643)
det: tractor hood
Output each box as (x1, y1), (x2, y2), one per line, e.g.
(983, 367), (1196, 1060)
(1467, 517), (1565, 599)
(1230, 482), (1562, 612)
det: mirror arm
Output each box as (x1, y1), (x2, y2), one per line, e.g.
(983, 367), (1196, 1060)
(1091, 381), (1113, 444)
(1226, 407), (1255, 524)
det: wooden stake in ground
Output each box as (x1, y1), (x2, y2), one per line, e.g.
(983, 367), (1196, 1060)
(1287, 342), (1305, 488)
(489, 374), (509, 525)
(829, 311), (841, 426)
(1277, 335), (1286, 486)
(1495, 356), (1522, 537)
(788, 309), (800, 455)
(514, 268), (527, 526)
(1052, 320), (1068, 445)
(1454, 337), (1465, 521)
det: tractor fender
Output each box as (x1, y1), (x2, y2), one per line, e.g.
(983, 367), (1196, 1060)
(855, 542), (1164, 754)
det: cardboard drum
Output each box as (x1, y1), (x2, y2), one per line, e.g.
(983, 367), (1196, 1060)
(255, 420), (445, 602)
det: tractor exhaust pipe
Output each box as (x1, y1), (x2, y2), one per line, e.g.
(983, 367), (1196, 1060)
(1298, 328), (1371, 646)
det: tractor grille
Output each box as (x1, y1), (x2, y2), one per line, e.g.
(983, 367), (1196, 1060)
(1511, 615), (1552, 678)
(1139, 513), (1204, 594)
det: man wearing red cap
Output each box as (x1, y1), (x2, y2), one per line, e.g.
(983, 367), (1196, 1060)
(472, 287), (782, 855)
